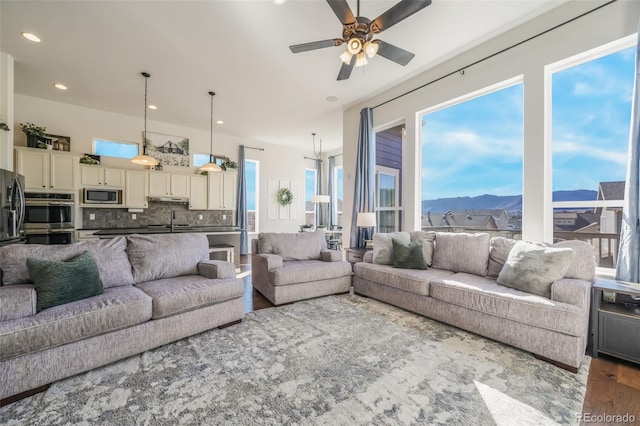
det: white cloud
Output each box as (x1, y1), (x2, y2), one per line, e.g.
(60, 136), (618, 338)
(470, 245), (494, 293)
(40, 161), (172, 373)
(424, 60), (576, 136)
(554, 141), (628, 166)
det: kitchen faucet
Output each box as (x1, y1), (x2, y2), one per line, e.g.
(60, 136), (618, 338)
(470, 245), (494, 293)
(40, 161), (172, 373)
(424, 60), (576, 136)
(170, 210), (176, 232)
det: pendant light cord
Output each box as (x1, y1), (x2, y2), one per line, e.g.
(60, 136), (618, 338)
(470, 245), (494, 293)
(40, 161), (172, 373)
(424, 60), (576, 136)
(141, 72), (150, 154)
(209, 91), (215, 162)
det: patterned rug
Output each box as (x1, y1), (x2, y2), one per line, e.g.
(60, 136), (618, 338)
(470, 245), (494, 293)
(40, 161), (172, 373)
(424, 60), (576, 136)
(1, 295), (589, 425)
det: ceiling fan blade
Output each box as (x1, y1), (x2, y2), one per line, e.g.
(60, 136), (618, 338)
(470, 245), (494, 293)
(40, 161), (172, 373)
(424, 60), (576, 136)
(289, 39), (343, 54)
(337, 54), (356, 81)
(326, 0), (356, 25)
(375, 40), (415, 66)
(370, 0), (432, 34)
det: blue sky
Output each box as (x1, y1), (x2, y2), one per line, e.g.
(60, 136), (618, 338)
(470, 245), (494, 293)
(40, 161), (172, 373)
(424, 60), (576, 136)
(420, 46), (634, 201)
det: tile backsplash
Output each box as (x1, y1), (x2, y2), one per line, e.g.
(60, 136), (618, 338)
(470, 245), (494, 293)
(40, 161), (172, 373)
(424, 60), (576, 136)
(82, 202), (234, 229)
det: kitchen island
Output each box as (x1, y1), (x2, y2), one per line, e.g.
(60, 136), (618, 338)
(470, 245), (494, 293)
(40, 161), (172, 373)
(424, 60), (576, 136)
(90, 226), (242, 267)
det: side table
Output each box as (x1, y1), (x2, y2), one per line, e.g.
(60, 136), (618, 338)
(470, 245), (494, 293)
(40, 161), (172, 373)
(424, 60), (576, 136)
(590, 279), (640, 365)
(345, 247), (367, 268)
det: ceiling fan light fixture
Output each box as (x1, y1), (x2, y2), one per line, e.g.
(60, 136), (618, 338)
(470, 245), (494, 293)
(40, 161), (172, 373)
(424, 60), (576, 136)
(339, 50), (353, 64)
(363, 41), (379, 59)
(355, 52), (368, 67)
(347, 38), (362, 55)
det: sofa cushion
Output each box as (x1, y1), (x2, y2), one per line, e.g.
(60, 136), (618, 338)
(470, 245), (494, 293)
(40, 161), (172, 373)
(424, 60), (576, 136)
(258, 232), (327, 261)
(0, 286), (151, 361)
(432, 232), (490, 276)
(392, 238), (427, 270)
(127, 233), (210, 284)
(135, 276), (244, 319)
(373, 232), (410, 265)
(27, 251), (104, 312)
(497, 241), (575, 298)
(488, 237), (518, 278)
(553, 240), (596, 282)
(270, 260), (352, 286)
(409, 231), (436, 266)
(354, 262), (455, 296)
(0, 237), (134, 288)
(430, 273), (585, 336)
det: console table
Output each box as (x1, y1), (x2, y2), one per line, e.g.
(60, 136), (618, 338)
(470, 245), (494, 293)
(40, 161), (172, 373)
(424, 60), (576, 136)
(590, 279), (640, 364)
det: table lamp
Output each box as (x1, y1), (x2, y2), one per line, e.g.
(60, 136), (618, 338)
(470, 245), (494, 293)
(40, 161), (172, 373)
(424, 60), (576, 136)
(357, 212), (376, 248)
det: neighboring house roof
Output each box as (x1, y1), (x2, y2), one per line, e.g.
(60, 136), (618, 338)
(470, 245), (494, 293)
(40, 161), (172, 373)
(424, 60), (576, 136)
(433, 212), (498, 229)
(598, 181), (625, 201)
(553, 211), (599, 232)
(470, 209), (508, 218)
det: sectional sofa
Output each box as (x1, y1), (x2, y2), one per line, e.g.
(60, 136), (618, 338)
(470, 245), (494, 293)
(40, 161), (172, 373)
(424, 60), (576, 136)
(353, 231), (596, 370)
(0, 233), (244, 400)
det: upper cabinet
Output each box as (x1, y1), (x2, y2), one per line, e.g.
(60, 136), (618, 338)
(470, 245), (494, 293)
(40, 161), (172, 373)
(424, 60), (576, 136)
(80, 166), (125, 188)
(15, 147), (79, 191)
(208, 172), (237, 210)
(149, 172), (190, 198)
(125, 170), (149, 208)
(189, 175), (208, 210)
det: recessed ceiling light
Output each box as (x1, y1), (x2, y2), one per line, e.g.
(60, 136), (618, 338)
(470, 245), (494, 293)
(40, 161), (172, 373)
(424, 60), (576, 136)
(21, 32), (41, 43)
(273, 0), (287, 4)
(148, 105), (157, 110)
(54, 83), (67, 90)
(216, 120), (224, 125)
(326, 96), (338, 102)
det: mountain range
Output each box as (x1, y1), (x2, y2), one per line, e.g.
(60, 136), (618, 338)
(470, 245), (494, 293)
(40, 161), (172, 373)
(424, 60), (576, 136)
(422, 190), (597, 214)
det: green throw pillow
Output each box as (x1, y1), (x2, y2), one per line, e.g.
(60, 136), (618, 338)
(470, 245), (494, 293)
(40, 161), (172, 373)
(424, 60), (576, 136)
(392, 238), (427, 270)
(27, 251), (104, 312)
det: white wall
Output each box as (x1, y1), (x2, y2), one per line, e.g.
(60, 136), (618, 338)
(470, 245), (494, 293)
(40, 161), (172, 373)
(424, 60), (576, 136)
(0, 53), (14, 171)
(13, 94), (316, 233)
(343, 0), (639, 244)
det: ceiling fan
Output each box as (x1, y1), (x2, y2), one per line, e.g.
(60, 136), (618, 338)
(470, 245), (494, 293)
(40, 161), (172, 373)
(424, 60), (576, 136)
(289, 0), (432, 81)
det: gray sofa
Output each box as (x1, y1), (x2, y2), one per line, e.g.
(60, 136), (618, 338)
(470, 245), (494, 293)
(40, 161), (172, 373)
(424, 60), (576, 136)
(251, 232), (352, 305)
(353, 231), (596, 370)
(0, 233), (244, 400)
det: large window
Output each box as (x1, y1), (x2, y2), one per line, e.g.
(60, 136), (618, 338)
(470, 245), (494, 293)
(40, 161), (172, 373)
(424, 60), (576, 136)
(420, 80), (524, 234)
(333, 166), (343, 227)
(93, 138), (138, 159)
(376, 166), (400, 233)
(549, 37), (634, 269)
(305, 169), (317, 226)
(246, 160), (259, 233)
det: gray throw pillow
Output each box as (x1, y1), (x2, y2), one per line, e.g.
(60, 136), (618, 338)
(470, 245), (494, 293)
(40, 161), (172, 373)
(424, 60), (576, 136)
(372, 232), (410, 265)
(432, 232), (490, 276)
(392, 238), (427, 270)
(409, 231), (436, 266)
(497, 241), (576, 298)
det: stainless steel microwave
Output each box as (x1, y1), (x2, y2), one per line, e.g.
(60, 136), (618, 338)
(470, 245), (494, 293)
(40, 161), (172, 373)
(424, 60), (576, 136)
(83, 188), (123, 204)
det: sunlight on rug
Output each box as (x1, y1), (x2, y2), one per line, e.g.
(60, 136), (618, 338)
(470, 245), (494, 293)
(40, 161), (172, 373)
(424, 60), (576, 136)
(0, 295), (589, 425)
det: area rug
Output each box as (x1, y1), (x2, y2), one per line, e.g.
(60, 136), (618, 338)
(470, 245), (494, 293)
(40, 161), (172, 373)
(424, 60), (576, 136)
(0, 295), (589, 425)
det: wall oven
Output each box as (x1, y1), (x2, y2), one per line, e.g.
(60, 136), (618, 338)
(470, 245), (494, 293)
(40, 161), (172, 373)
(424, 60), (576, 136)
(24, 192), (75, 244)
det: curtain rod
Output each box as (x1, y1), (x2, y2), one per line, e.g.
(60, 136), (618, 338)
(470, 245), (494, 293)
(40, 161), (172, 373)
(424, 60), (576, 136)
(329, 153), (343, 159)
(372, 0), (617, 110)
(304, 156), (322, 161)
(242, 145), (264, 151)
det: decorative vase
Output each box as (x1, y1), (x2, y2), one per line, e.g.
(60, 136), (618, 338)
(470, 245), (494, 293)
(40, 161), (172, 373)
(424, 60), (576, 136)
(27, 134), (38, 148)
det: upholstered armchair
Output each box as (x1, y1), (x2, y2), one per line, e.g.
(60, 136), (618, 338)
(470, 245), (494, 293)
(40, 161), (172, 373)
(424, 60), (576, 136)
(251, 232), (352, 305)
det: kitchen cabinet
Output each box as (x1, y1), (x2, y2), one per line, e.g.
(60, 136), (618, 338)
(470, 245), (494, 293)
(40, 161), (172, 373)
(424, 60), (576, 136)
(125, 170), (149, 208)
(149, 173), (190, 197)
(189, 175), (208, 210)
(208, 172), (237, 210)
(80, 166), (125, 188)
(15, 147), (78, 191)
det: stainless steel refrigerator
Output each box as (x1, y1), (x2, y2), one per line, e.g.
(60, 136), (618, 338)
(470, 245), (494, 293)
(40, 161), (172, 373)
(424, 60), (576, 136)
(0, 168), (26, 246)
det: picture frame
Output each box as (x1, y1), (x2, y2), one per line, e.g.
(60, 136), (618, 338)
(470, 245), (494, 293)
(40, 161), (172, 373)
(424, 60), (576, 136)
(45, 134), (71, 151)
(145, 131), (190, 167)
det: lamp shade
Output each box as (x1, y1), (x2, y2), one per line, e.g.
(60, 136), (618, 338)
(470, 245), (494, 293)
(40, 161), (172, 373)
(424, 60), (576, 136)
(199, 161), (222, 172)
(131, 154), (158, 166)
(311, 194), (330, 203)
(357, 212), (376, 227)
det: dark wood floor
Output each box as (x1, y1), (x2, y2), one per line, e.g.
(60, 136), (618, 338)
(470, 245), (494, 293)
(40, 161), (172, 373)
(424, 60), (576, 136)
(239, 255), (640, 423)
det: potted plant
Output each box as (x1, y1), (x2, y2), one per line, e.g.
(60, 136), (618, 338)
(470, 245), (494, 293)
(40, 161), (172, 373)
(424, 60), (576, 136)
(20, 122), (48, 148)
(221, 159), (238, 171)
(0, 120), (9, 132)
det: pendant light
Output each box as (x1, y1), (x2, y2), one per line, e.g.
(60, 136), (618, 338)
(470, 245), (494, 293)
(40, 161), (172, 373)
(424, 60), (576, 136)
(199, 91), (222, 172)
(131, 72), (159, 166)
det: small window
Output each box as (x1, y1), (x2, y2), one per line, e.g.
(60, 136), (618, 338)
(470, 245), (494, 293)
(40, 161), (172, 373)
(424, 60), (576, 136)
(246, 160), (259, 233)
(305, 169), (317, 226)
(93, 138), (139, 159)
(193, 153), (211, 168)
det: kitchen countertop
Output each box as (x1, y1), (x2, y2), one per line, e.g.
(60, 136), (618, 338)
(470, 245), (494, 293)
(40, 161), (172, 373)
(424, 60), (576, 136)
(91, 226), (241, 236)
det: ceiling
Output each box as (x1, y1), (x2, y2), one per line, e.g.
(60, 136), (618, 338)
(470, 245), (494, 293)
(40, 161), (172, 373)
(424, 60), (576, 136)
(0, 0), (567, 151)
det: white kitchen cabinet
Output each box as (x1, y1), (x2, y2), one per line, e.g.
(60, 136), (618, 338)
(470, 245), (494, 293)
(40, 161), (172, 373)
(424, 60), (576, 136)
(149, 172), (171, 196)
(208, 172), (237, 210)
(189, 175), (208, 210)
(15, 147), (78, 191)
(125, 170), (149, 208)
(80, 166), (125, 188)
(171, 174), (190, 198)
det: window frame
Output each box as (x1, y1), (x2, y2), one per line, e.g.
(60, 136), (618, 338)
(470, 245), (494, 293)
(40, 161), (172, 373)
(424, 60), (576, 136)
(305, 168), (317, 227)
(245, 159), (259, 233)
(375, 165), (402, 232)
(333, 165), (343, 227)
